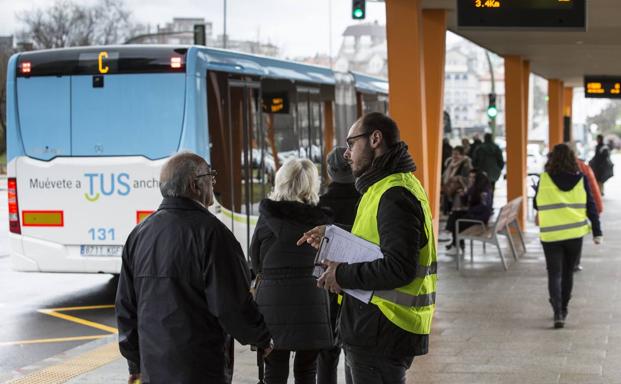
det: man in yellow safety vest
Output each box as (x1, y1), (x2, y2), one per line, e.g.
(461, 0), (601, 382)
(298, 113), (436, 383)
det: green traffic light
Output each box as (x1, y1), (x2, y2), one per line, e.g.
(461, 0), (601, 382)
(353, 8), (364, 18)
(487, 106), (498, 118)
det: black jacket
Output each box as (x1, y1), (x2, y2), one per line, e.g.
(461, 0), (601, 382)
(116, 197), (271, 384)
(533, 172), (602, 237)
(318, 182), (360, 227)
(318, 182), (360, 343)
(336, 187), (430, 358)
(472, 141), (505, 183)
(250, 199), (334, 351)
(589, 143), (614, 183)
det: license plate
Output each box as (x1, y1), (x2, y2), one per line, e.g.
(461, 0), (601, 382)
(80, 245), (123, 257)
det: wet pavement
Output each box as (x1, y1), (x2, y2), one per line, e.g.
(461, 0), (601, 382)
(3, 163), (621, 383)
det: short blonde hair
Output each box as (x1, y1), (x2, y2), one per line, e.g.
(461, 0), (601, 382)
(269, 158), (320, 205)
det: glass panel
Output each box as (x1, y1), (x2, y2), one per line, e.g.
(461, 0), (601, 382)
(269, 112), (297, 169)
(309, 99), (324, 169)
(297, 95), (310, 158)
(245, 88), (271, 216)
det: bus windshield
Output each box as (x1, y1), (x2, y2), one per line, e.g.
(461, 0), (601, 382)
(15, 47), (187, 160)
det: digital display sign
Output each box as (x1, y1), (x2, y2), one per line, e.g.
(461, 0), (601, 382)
(457, 0), (586, 30)
(262, 92), (290, 114)
(584, 76), (621, 99)
(17, 47), (188, 77)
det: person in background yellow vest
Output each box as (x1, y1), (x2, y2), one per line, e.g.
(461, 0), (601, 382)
(534, 144), (602, 329)
(297, 113), (436, 384)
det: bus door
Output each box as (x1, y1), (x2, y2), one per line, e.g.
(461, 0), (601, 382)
(226, 79), (264, 257)
(296, 86), (324, 171)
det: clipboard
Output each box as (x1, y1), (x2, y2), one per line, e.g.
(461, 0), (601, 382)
(312, 225), (383, 303)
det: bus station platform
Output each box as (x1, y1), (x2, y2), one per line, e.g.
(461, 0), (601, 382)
(4, 176), (621, 384)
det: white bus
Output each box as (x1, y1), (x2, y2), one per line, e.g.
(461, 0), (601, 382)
(6, 45), (388, 274)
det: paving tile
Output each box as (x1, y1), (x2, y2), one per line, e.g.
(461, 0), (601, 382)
(32, 176), (621, 383)
(558, 373), (608, 384)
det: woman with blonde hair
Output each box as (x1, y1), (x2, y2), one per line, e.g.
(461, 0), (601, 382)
(251, 158), (333, 384)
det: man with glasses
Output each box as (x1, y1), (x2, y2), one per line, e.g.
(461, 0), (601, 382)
(116, 151), (272, 384)
(298, 113), (437, 384)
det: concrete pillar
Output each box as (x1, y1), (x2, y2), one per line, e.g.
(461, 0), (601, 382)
(522, 61), (530, 164)
(548, 79), (565, 148)
(422, 9), (447, 237)
(385, 0), (429, 191)
(504, 56), (528, 228)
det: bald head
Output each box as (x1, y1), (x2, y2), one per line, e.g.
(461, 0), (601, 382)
(160, 151), (209, 199)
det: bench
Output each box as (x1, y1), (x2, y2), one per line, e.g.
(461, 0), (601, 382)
(455, 197), (526, 271)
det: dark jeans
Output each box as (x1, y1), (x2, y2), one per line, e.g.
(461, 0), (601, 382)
(542, 237), (583, 312)
(446, 210), (475, 246)
(316, 346), (341, 384)
(344, 349), (414, 384)
(264, 349), (318, 384)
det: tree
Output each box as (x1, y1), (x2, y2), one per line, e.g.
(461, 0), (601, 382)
(17, 0), (143, 49)
(0, 0), (144, 156)
(586, 101), (621, 137)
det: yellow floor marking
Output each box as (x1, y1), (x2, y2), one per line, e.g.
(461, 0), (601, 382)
(44, 304), (115, 312)
(6, 341), (121, 384)
(38, 309), (118, 334)
(0, 305), (118, 347)
(0, 335), (108, 347)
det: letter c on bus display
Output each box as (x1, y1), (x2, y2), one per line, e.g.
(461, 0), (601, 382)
(98, 51), (109, 74)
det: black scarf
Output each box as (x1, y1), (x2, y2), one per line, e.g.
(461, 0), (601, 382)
(355, 141), (417, 194)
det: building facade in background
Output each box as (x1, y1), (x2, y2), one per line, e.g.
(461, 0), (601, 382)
(335, 21), (387, 78)
(131, 17), (279, 57)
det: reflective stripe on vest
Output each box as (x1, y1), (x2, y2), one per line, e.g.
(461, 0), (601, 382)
(536, 172), (590, 242)
(351, 172), (437, 335)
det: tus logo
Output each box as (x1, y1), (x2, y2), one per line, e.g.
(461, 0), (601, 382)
(84, 173), (131, 202)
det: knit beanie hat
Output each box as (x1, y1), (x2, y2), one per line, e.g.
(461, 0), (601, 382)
(327, 146), (354, 183)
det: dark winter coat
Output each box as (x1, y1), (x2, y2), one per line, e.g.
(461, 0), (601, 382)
(533, 172), (602, 237)
(116, 197), (271, 384)
(318, 182), (360, 344)
(318, 182), (360, 227)
(461, 186), (493, 224)
(250, 199), (334, 351)
(589, 143), (614, 183)
(472, 141), (505, 183)
(468, 138), (482, 158)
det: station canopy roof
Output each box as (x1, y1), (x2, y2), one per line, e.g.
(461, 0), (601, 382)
(422, 0), (621, 87)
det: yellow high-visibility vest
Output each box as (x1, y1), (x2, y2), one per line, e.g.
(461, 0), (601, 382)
(351, 172), (436, 335)
(536, 172), (590, 242)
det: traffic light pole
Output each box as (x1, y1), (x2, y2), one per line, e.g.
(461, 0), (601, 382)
(485, 50), (496, 136)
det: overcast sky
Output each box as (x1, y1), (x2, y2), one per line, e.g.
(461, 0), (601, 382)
(0, 0), (388, 58)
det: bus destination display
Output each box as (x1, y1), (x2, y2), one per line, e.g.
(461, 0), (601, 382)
(584, 76), (621, 99)
(457, 0), (586, 29)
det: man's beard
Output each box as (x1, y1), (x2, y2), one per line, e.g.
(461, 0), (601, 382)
(351, 145), (374, 178)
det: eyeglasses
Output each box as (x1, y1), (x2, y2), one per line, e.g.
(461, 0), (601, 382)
(345, 131), (372, 150)
(196, 170), (217, 183)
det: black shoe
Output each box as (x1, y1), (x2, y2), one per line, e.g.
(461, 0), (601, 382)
(446, 243), (454, 251)
(554, 312), (565, 329)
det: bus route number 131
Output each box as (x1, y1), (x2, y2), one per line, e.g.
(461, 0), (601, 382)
(88, 228), (116, 241)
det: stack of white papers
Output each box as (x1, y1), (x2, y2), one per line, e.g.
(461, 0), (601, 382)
(314, 225), (383, 303)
